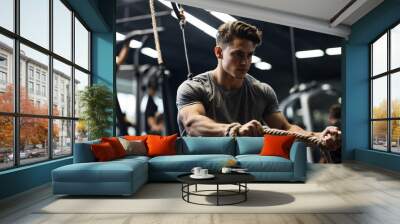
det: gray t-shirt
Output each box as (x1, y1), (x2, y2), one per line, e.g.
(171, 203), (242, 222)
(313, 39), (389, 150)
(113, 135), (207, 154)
(176, 71), (280, 136)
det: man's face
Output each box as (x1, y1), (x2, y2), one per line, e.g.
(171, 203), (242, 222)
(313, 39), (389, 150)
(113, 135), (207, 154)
(217, 38), (256, 79)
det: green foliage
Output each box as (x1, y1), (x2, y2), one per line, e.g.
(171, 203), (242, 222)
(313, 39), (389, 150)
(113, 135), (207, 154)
(79, 84), (113, 140)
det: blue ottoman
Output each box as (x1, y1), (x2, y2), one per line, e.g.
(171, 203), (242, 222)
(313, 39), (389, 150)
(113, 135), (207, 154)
(52, 157), (148, 196)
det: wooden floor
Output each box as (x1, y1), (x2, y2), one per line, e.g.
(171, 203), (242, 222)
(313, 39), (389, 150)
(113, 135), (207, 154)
(1, 162), (400, 224)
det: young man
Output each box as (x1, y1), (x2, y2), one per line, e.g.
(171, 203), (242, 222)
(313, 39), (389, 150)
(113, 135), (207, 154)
(176, 21), (340, 149)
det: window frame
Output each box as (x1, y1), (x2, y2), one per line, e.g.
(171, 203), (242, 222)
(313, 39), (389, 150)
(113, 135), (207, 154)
(0, 0), (92, 171)
(369, 19), (400, 154)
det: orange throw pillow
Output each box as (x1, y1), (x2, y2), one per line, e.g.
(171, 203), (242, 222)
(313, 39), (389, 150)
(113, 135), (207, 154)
(259, 134), (296, 159)
(91, 142), (117, 161)
(146, 134), (178, 157)
(101, 137), (127, 158)
(123, 135), (148, 141)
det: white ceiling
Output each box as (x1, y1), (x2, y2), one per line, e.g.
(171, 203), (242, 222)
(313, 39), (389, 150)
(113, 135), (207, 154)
(172, 0), (384, 38)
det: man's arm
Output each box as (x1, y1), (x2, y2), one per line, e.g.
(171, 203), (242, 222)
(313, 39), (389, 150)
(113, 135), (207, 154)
(178, 103), (230, 136)
(116, 42), (129, 66)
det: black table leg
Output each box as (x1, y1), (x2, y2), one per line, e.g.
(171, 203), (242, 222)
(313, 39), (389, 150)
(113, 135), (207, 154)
(187, 184), (190, 202)
(245, 183), (247, 201)
(217, 184), (219, 206)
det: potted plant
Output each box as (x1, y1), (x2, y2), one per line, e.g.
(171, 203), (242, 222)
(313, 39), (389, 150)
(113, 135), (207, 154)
(79, 84), (113, 140)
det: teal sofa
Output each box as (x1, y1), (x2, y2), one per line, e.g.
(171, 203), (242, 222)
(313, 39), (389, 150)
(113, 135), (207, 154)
(52, 137), (306, 196)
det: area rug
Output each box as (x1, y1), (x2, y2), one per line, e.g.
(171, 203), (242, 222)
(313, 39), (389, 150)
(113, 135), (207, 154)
(37, 183), (361, 214)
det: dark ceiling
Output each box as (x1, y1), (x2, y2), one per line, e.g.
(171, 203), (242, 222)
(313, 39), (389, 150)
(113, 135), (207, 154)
(116, 0), (344, 100)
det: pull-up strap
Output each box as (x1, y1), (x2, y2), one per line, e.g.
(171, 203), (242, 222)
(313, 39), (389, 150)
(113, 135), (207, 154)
(171, 2), (194, 80)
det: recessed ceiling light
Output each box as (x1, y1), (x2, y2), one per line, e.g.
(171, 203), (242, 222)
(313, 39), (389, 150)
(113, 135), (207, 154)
(169, 11), (217, 38)
(129, 39), (143, 48)
(160, 0), (217, 38)
(255, 61), (272, 70)
(295, 49), (324, 59)
(210, 11), (237, 22)
(251, 56), (261, 63)
(116, 32), (125, 41)
(325, 47), (341, 55)
(141, 47), (158, 59)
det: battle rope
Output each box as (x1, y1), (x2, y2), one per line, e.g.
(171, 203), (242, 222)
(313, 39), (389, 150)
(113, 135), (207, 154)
(149, 0), (164, 65)
(262, 127), (327, 149)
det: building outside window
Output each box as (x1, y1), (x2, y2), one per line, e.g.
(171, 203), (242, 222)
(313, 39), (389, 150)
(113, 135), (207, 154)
(28, 66), (34, 80)
(0, 71), (6, 84)
(0, 54), (7, 89)
(42, 85), (46, 97)
(35, 70), (40, 81)
(0, 0), (91, 170)
(28, 81), (34, 94)
(41, 73), (46, 83)
(0, 54), (7, 67)
(370, 22), (400, 154)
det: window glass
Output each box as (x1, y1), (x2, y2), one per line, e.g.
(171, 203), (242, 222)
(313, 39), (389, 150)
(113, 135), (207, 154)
(391, 120), (400, 153)
(20, 117), (49, 165)
(20, 44), (49, 115)
(0, 0), (14, 31)
(53, 59), (72, 116)
(53, 0), (72, 60)
(0, 0), (93, 168)
(0, 116), (14, 170)
(74, 69), (89, 118)
(53, 119), (72, 158)
(20, 0), (49, 49)
(391, 72), (400, 118)
(0, 35), (14, 113)
(74, 18), (89, 70)
(372, 121), (388, 151)
(372, 34), (387, 76)
(75, 120), (88, 143)
(372, 77), (387, 119)
(391, 24), (400, 70)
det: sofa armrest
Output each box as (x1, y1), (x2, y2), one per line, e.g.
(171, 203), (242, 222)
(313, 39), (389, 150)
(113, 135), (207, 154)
(73, 140), (100, 163)
(289, 141), (307, 181)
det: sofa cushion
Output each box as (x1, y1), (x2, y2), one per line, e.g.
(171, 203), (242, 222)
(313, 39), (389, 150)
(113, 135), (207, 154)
(73, 139), (101, 163)
(101, 137), (127, 158)
(91, 142), (118, 161)
(123, 135), (148, 141)
(118, 138), (147, 156)
(148, 154), (235, 172)
(236, 155), (293, 172)
(53, 159), (147, 183)
(115, 155), (150, 163)
(176, 137), (235, 155)
(236, 137), (263, 155)
(147, 134), (178, 157)
(260, 135), (296, 159)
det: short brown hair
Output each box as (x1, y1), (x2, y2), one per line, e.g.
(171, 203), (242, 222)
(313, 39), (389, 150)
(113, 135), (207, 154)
(216, 21), (262, 47)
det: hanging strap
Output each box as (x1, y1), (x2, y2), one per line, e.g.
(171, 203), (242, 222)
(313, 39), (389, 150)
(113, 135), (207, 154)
(171, 2), (194, 80)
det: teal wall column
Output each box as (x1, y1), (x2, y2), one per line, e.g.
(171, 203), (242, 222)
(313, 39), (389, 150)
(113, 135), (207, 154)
(92, 32), (116, 136)
(343, 44), (369, 160)
(344, 0), (400, 171)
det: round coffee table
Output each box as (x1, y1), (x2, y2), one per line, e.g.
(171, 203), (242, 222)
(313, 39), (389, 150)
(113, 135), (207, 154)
(177, 172), (255, 206)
